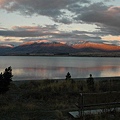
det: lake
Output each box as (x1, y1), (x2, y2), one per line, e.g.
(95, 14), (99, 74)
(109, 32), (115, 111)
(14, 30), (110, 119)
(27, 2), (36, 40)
(0, 56), (120, 81)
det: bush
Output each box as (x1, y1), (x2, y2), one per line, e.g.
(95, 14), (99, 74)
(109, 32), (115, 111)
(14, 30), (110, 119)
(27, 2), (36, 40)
(54, 110), (64, 120)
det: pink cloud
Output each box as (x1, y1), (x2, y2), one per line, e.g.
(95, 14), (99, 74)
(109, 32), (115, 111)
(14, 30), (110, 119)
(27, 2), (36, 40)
(107, 6), (120, 14)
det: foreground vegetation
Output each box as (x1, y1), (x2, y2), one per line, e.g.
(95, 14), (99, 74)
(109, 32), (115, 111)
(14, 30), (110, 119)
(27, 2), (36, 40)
(0, 78), (120, 120)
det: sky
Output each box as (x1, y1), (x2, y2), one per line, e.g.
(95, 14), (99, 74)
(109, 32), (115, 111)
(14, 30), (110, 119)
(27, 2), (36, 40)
(0, 0), (120, 46)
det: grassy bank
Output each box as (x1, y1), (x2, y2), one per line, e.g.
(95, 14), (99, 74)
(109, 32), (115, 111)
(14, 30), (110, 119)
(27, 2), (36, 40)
(0, 78), (120, 119)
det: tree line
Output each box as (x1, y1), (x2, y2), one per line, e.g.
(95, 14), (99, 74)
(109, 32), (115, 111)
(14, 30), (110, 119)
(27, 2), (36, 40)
(0, 68), (94, 94)
(66, 72), (94, 91)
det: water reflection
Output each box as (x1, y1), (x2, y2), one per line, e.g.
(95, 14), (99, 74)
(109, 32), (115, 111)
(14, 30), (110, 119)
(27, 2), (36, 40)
(13, 65), (120, 80)
(0, 56), (120, 80)
(100, 68), (120, 77)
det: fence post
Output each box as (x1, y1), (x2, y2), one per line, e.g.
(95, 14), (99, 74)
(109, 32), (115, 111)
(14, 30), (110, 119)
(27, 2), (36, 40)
(79, 93), (84, 119)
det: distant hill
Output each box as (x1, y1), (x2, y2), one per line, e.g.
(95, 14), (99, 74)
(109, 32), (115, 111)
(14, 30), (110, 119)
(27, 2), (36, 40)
(0, 44), (13, 55)
(1, 41), (120, 55)
(10, 42), (76, 55)
(72, 41), (120, 52)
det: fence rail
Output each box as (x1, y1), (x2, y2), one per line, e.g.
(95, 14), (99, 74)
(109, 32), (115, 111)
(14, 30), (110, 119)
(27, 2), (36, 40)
(69, 92), (120, 119)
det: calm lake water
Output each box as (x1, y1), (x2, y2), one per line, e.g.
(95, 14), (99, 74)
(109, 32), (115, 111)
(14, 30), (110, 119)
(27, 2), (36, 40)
(0, 56), (120, 81)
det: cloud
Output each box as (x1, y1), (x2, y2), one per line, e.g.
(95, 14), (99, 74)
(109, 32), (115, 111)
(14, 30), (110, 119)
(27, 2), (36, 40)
(1, 0), (119, 29)
(0, 29), (40, 37)
(53, 17), (73, 24)
(103, 0), (114, 2)
(0, 0), (86, 15)
(74, 2), (108, 22)
(102, 35), (120, 41)
(0, 25), (73, 40)
(0, 0), (90, 24)
(1, 0), (120, 44)
(74, 2), (120, 36)
(0, 0), (119, 26)
(0, 36), (23, 46)
(0, 25), (58, 37)
(0, 24), (103, 45)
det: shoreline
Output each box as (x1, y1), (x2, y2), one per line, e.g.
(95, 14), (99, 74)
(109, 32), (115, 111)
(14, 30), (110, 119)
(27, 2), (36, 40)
(1, 55), (120, 57)
(13, 76), (120, 82)
(1, 52), (120, 57)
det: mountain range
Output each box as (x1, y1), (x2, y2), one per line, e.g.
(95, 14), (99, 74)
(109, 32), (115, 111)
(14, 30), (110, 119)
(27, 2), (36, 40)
(0, 40), (120, 56)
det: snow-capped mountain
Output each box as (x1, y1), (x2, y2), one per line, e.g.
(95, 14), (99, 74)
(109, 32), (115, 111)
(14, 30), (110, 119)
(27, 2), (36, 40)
(1, 40), (120, 55)
(20, 40), (50, 46)
(72, 41), (120, 51)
